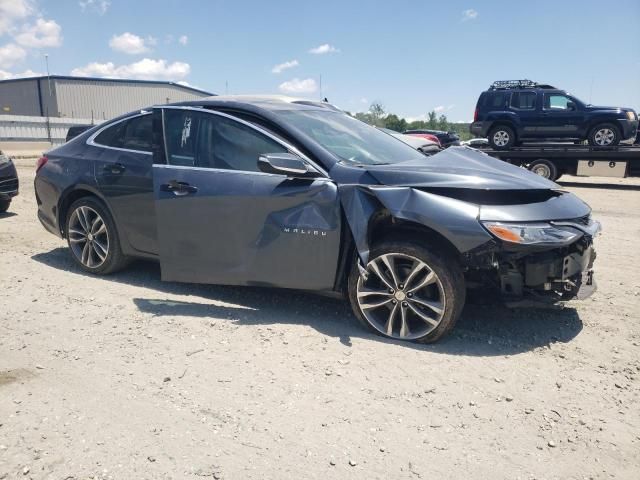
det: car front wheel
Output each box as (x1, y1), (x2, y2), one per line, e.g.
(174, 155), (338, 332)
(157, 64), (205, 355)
(348, 240), (465, 343)
(588, 123), (620, 146)
(65, 197), (129, 274)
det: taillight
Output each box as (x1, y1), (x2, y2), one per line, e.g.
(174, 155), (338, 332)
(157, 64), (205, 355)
(36, 156), (48, 172)
(473, 108), (479, 122)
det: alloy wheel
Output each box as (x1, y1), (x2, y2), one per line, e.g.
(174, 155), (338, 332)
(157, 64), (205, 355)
(493, 130), (510, 147)
(356, 253), (446, 340)
(593, 128), (615, 146)
(68, 206), (110, 268)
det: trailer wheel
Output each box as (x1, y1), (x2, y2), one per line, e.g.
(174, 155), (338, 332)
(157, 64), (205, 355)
(528, 159), (558, 181)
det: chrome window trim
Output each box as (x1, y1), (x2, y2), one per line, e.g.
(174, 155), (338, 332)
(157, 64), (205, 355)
(86, 112), (153, 156)
(158, 105), (329, 178)
(153, 163), (332, 181)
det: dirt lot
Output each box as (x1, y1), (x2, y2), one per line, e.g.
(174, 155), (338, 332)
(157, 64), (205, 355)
(1, 159), (639, 480)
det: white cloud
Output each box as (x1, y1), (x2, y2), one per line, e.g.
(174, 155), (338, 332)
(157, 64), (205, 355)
(0, 0), (34, 36)
(71, 58), (191, 80)
(271, 59), (298, 74)
(109, 32), (155, 55)
(0, 68), (41, 80)
(462, 9), (478, 21)
(278, 77), (318, 94)
(0, 43), (27, 69)
(14, 18), (62, 48)
(79, 0), (110, 15)
(308, 43), (339, 55)
(178, 35), (188, 46)
(433, 105), (445, 113)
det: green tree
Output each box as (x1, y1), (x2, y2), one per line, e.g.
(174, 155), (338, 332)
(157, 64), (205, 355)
(437, 114), (449, 131)
(427, 111), (438, 129)
(369, 102), (386, 127)
(384, 114), (407, 132)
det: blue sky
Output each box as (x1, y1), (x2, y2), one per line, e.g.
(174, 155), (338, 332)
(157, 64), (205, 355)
(1, 0), (639, 122)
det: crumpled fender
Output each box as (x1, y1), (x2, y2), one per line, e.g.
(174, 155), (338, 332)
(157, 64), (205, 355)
(338, 185), (492, 264)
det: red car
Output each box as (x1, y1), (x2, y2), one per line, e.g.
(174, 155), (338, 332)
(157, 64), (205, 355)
(405, 132), (442, 147)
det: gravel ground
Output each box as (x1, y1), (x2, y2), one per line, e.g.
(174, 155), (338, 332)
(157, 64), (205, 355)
(1, 159), (639, 480)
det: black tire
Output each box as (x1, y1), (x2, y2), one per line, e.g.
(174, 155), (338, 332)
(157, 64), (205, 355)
(65, 196), (129, 274)
(528, 159), (558, 181)
(488, 125), (516, 149)
(588, 123), (620, 146)
(347, 239), (465, 343)
(0, 199), (10, 213)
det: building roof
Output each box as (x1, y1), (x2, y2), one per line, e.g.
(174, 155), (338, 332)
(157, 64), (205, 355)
(0, 75), (214, 96)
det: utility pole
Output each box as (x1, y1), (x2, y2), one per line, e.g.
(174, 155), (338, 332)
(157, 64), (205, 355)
(319, 74), (322, 100)
(225, 80), (228, 95)
(43, 53), (52, 143)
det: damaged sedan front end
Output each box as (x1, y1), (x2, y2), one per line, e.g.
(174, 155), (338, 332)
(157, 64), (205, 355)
(331, 145), (600, 308)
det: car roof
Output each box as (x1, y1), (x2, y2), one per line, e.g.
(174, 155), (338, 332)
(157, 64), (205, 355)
(169, 95), (342, 113)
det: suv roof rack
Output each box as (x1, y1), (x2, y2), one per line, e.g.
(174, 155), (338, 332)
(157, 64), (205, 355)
(489, 80), (556, 90)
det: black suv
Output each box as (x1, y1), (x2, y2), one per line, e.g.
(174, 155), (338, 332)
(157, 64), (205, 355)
(470, 80), (638, 149)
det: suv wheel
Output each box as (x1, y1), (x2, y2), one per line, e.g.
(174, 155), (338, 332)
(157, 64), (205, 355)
(0, 199), (10, 213)
(588, 123), (620, 146)
(488, 125), (516, 149)
(65, 197), (129, 274)
(528, 159), (558, 181)
(348, 240), (465, 343)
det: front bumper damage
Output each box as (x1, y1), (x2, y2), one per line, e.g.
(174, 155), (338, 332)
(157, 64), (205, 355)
(338, 183), (599, 304)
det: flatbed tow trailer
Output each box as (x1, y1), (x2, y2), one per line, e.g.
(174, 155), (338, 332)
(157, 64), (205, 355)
(481, 144), (640, 181)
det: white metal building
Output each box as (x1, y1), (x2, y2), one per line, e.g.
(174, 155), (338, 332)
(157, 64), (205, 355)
(0, 75), (214, 121)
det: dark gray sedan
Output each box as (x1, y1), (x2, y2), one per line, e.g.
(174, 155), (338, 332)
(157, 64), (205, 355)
(34, 96), (599, 343)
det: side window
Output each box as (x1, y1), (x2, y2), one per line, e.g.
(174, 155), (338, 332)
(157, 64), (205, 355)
(511, 92), (536, 110)
(487, 92), (509, 109)
(121, 115), (152, 151)
(164, 109), (288, 172)
(545, 94), (571, 110)
(94, 114), (152, 152)
(94, 121), (125, 149)
(164, 109), (197, 166)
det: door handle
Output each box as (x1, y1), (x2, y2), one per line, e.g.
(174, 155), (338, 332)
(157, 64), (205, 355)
(161, 180), (198, 196)
(104, 163), (125, 174)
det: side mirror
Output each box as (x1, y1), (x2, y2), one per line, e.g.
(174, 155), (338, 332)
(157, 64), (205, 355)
(257, 153), (321, 178)
(567, 101), (576, 111)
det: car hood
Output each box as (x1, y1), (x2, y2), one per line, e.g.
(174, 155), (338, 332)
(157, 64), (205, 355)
(363, 146), (556, 190)
(584, 105), (630, 112)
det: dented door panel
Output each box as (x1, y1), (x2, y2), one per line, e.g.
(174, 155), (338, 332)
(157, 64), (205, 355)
(153, 165), (341, 290)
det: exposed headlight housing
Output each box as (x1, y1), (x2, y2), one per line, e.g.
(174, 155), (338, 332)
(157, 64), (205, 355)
(626, 111), (637, 121)
(482, 221), (581, 245)
(0, 153), (11, 166)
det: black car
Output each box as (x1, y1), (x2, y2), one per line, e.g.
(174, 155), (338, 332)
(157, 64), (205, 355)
(66, 125), (93, 142)
(470, 80), (639, 149)
(404, 129), (461, 148)
(34, 96), (600, 343)
(0, 150), (19, 213)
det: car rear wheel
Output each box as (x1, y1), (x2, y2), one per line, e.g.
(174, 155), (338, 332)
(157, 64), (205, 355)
(528, 159), (558, 181)
(488, 125), (516, 149)
(65, 197), (129, 274)
(588, 123), (620, 146)
(0, 199), (10, 213)
(348, 240), (465, 343)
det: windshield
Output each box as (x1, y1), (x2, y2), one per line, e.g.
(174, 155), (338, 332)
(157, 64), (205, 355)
(277, 110), (426, 165)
